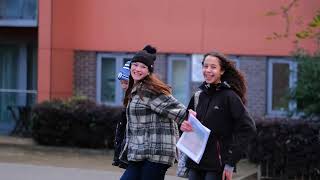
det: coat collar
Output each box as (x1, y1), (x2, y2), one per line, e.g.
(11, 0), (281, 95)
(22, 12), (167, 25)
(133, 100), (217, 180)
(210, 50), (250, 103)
(199, 81), (231, 94)
(131, 82), (143, 94)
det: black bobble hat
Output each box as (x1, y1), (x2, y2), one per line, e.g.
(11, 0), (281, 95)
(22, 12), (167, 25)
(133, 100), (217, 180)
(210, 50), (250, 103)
(131, 45), (157, 72)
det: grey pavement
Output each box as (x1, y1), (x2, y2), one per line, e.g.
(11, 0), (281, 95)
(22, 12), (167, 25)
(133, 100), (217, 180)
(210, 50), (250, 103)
(0, 136), (257, 180)
(0, 162), (123, 180)
(0, 136), (183, 180)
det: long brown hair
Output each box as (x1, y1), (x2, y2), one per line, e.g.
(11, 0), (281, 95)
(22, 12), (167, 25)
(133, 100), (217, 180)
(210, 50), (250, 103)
(203, 51), (248, 104)
(123, 74), (171, 106)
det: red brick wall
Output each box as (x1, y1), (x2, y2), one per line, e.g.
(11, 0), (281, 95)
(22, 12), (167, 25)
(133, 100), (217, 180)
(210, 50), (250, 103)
(74, 51), (97, 100)
(240, 56), (267, 117)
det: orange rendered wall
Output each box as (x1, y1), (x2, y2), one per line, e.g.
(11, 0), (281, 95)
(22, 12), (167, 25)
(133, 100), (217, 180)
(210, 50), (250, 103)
(51, 0), (319, 55)
(38, 0), (74, 101)
(38, 0), (52, 102)
(38, 0), (319, 101)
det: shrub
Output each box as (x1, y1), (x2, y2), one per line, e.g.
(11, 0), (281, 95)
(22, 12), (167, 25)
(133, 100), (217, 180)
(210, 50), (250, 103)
(32, 99), (73, 146)
(248, 117), (320, 178)
(289, 51), (320, 119)
(32, 97), (122, 149)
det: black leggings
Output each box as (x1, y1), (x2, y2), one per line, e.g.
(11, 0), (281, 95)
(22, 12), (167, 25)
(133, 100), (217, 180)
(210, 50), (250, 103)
(188, 169), (222, 180)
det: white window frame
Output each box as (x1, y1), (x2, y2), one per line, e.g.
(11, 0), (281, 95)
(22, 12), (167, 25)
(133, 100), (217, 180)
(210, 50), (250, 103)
(267, 58), (297, 116)
(191, 54), (204, 82)
(167, 55), (191, 106)
(96, 53), (133, 106)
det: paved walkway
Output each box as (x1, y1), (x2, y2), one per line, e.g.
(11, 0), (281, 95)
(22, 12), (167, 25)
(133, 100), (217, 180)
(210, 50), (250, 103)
(0, 136), (257, 180)
(0, 162), (124, 180)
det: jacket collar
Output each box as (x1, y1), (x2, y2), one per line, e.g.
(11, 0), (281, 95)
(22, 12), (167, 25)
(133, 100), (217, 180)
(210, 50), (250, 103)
(131, 82), (143, 94)
(199, 81), (231, 94)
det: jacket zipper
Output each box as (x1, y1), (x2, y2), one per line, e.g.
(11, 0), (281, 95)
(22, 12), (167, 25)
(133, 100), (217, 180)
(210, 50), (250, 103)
(216, 140), (222, 168)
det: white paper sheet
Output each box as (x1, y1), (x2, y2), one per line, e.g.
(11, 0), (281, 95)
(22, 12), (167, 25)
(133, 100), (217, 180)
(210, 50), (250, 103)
(176, 114), (211, 164)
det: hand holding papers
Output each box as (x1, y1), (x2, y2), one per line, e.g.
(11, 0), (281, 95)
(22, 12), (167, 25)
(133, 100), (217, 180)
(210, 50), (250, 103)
(177, 114), (211, 164)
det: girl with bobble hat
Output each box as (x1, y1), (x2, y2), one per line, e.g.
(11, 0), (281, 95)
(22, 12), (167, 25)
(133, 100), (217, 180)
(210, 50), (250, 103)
(117, 60), (131, 90)
(112, 60), (131, 169)
(120, 45), (187, 180)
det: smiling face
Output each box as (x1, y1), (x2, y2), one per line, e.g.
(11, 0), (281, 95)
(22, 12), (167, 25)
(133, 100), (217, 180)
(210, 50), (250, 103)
(202, 55), (224, 84)
(130, 61), (149, 82)
(120, 80), (129, 90)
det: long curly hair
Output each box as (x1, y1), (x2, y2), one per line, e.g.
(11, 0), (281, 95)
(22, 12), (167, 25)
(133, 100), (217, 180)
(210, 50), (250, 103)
(203, 51), (248, 104)
(123, 74), (171, 106)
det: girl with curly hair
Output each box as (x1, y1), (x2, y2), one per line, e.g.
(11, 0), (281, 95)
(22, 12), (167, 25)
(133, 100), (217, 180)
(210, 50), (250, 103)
(180, 51), (256, 180)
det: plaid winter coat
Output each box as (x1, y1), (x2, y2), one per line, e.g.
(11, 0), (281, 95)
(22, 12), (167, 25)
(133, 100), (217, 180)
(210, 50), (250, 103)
(121, 84), (187, 166)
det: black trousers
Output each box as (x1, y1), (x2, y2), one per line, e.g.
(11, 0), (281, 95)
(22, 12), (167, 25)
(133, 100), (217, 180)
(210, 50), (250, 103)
(188, 168), (222, 180)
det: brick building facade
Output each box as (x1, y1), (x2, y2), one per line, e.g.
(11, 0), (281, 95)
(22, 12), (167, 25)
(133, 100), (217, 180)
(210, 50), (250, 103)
(74, 51), (268, 117)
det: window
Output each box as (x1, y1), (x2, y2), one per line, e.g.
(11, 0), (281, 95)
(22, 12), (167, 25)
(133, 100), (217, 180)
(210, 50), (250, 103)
(191, 54), (204, 82)
(0, 0), (38, 27)
(96, 53), (133, 105)
(267, 58), (297, 116)
(0, 43), (37, 134)
(168, 55), (191, 105)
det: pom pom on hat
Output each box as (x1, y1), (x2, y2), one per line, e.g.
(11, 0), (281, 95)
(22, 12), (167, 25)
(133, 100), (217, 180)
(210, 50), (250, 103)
(143, 45), (157, 54)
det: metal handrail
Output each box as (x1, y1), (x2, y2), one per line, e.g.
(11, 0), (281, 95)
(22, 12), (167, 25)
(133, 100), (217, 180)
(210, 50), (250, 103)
(0, 89), (37, 94)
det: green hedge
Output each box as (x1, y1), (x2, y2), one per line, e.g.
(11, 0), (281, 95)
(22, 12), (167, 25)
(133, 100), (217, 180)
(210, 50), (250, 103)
(31, 97), (122, 149)
(248, 117), (320, 178)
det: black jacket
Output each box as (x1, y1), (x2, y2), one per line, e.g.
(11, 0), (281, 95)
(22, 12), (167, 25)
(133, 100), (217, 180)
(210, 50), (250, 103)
(112, 108), (128, 169)
(186, 82), (256, 172)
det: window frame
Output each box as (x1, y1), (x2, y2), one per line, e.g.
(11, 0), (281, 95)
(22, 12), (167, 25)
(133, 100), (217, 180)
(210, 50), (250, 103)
(167, 55), (191, 106)
(191, 54), (204, 82)
(96, 53), (133, 105)
(267, 58), (297, 116)
(0, 19), (37, 27)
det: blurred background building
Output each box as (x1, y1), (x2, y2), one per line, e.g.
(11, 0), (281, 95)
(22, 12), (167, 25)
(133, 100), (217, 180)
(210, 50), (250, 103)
(0, 0), (319, 134)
